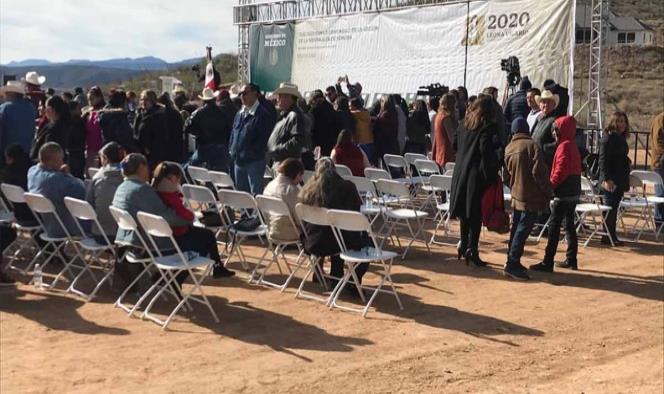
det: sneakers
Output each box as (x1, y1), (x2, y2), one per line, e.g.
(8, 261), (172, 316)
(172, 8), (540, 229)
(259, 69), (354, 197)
(0, 271), (16, 286)
(213, 265), (236, 278)
(555, 260), (578, 270)
(503, 264), (530, 280)
(529, 262), (554, 273)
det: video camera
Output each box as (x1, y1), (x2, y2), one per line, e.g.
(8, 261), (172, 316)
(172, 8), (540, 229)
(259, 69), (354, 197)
(500, 56), (521, 87)
(417, 83), (448, 98)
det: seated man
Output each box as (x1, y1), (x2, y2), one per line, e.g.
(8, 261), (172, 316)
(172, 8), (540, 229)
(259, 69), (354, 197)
(86, 142), (125, 243)
(27, 142), (86, 238)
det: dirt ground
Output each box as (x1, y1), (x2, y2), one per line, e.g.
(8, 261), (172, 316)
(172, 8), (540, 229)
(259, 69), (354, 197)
(1, 220), (662, 394)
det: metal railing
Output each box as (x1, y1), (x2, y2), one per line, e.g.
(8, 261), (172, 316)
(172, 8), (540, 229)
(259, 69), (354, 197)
(579, 128), (653, 169)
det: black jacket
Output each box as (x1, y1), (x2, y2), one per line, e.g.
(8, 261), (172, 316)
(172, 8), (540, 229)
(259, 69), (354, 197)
(0, 158), (36, 225)
(531, 113), (558, 167)
(184, 102), (231, 147)
(99, 107), (139, 152)
(134, 106), (168, 166)
(162, 105), (184, 162)
(547, 84), (570, 118)
(503, 90), (530, 126)
(337, 110), (356, 134)
(267, 107), (306, 163)
(310, 101), (341, 156)
(449, 122), (500, 219)
(599, 132), (631, 193)
(30, 120), (70, 160)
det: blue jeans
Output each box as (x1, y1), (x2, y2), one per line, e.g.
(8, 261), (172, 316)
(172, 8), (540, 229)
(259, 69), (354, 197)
(188, 144), (229, 172)
(234, 159), (266, 196)
(544, 200), (578, 264)
(507, 210), (538, 267)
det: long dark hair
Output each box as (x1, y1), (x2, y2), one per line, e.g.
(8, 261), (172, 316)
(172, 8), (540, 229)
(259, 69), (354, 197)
(46, 95), (71, 123)
(411, 99), (429, 126)
(605, 111), (630, 137)
(151, 161), (183, 188)
(88, 86), (106, 109)
(464, 95), (493, 131)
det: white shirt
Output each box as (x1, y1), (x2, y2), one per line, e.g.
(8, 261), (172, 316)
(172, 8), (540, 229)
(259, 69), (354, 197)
(527, 109), (541, 132)
(241, 100), (259, 117)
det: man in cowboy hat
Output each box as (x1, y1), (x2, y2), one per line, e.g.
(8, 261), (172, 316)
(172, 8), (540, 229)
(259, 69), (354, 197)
(0, 81), (37, 166)
(183, 87), (232, 172)
(531, 89), (560, 168)
(267, 82), (310, 170)
(22, 71), (46, 113)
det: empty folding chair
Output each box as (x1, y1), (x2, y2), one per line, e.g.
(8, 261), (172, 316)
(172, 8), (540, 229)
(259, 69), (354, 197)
(383, 154), (426, 185)
(253, 195), (305, 290)
(575, 177), (614, 247)
(444, 162), (456, 173)
(1, 183), (41, 273)
(182, 184), (227, 239)
(24, 193), (86, 290)
(404, 153), (428, 167)
(64, 197), (118, 301)
(413, 159), (442, 210)
(187, 165), (211, 185)
(293, 203), (335, 304)
(334, 164), (353, 177)
(443, 169), (455, 176)
(364, 167), (392, 182)
(428, 175), (455, 245)
(630, 170), (664, 239)
(218, 189), (267, 272)
(209, 171), (235, 190)
(346, 175), (383, 224)
(375, 179), (431, 259)
(327, 209), (403, 317)
(137, 211), (219, 330)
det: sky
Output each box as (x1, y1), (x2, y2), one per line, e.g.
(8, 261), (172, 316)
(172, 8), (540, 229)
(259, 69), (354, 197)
(0, 0), (238, 63)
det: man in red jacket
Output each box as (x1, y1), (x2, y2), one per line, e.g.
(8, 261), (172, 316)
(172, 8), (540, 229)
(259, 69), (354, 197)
(530, 115), (582, 272)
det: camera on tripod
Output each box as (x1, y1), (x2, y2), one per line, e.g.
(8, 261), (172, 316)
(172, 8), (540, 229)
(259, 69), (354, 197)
(500, 56), (521, 87)
(417, 83), (449, 98)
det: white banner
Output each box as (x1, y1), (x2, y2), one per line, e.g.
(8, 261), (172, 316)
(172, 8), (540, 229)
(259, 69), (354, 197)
(291, 0), (574, 105)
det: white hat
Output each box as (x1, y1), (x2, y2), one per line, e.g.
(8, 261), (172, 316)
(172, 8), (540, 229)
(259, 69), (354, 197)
(172, 85), (186, 95)
(269, 82), (302, 100)
(0, 80), (25, 94)
(535, 90), (559, 108)
(198, 87), (216, 101)
(23, 71), (46, 86)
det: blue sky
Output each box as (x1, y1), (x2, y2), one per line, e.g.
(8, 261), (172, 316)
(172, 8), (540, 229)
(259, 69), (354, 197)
(0, 0), (238, 63)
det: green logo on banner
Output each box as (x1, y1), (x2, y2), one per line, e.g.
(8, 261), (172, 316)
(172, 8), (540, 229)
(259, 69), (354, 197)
(250, 23), (294, 92)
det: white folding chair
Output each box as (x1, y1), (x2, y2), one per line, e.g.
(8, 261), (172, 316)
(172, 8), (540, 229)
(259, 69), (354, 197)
(209, 171), (235, 190)
(334, 164), (353, 177)
(1, 183), (41, 273)
(253, 195), (304, 290)
(264, 165), (274, 180)
(165, 161), (192, 184)
(346, 175), (383, 224)
(428, 175), (455, 245)
(24, 193), (86, 291)
(327, 209), (403, 317)
(293, 203), (334, 304)
(87, 167), (100, 180)
(182, 184), (227, 243)
(0, 192), (12, 224)
(218, 189), (268, 272)
(136, 212), (219, 330)
(375, 179), (431, 259)
(575, 177), (614, 247)
(383, 154), (426, 185)
(187, 165), (211, 185)
(444, 162), (456, 172)
(443, 169), (455, 176)
(413, 159), (442, 210)
(64, 197), (118, 301)
(404, 153), (428, 167)
(364, 167), (392, 182)
(629, 170), (664, 239)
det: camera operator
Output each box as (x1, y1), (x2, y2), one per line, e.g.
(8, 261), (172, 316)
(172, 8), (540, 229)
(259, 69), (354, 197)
(503, 76), (532, 129)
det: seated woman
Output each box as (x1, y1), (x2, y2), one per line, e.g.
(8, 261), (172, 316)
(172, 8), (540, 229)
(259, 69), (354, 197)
(263, 158), (304, 242)
(330, 129), (371, 177)
(151, 162), (235, 278)
(298, 158), (369, 293)
(86, 142), (125, 243)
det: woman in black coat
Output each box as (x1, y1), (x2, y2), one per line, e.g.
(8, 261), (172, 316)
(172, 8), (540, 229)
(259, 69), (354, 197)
(599, 111), (631, 246)
(298, 158), (369, 290)
(30, 95), (71, 161)
(449, 96), (500, 266)
(99, 90), (139, 153)
(134, 90), (168, 168)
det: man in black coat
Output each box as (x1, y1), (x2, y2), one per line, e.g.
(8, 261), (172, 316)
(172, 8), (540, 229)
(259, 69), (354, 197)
(184, 88), (232, 172)
(544, 79), (569, 118)
(134, 90), (168, 169)
(309, 90), (342, 157)
(267, 83), (307, 169)
(503, 77), (532, 129)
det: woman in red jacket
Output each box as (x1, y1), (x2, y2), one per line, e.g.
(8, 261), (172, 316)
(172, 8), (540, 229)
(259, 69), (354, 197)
(431, 93), (458, 169)
(152, 162), (234, 278)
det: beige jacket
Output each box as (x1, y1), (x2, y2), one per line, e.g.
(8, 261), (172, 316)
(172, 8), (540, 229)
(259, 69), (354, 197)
(263, 175), (301, 242)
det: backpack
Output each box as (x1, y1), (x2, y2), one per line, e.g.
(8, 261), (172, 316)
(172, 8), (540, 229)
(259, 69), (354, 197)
(481, 177), (510, 234)
(223, 215), (262, 254)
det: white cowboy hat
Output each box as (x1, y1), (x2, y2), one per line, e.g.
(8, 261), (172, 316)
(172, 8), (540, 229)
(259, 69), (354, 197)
(23, 71), (46, 86)
(172, 85), (186, 95)
(535, 90), (559, 108)
(0, 80), (25, 94)
(198, 87), (216, 101)
(269, 82), (302, 100)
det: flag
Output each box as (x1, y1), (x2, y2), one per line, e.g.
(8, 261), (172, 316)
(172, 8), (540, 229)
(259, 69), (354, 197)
(204, 46), (219, 91)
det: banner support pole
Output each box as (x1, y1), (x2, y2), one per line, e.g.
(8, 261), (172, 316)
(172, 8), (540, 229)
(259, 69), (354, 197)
(463, 0), (470, 88)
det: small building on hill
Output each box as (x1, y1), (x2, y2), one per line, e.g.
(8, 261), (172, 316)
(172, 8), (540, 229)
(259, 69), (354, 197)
(575, 5), (654, 45)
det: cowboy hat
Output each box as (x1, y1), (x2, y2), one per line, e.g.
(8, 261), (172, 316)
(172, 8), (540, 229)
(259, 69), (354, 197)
(0, 80), (25, 95)
(198, 87), (216, 101)
(172, 85), (186, 94)
(214, 89), (230, 100)
(269, 82), (302, 100)
(23, 71), (46, 86)
(535, 90), (559, 108)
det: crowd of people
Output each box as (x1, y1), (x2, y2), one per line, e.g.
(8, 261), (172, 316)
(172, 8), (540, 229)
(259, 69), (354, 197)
(0, 69), (663, 287)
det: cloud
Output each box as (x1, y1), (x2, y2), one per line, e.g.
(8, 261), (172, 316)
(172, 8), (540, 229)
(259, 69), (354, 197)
(0, 0), (238, 63)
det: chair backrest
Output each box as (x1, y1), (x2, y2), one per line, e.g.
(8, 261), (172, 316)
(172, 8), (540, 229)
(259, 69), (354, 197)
(24, 192), (56, 214)
(87, 167), (100, 180)
(629, 174), (644, 189)
(264, 165), (274, 179)
(182, 184), (218, 205)
(631, 170), (663, 187)
(109, 206), (139, 231)
(256, 195), (298, 235)
(303, 170), (315, 184)
(580, 176), (600, 201)
(444, 162), (456, 172)
(335, 164), (353, 177)
(295, 203), (329, 228)
(376, 179), (410, 199)
(218, 189), (258, 211)
(364, 167), (391, 181)
(209, 171), (235, 189)
(327, 209), (378, 252)
(429, 174), (453, 192)
(414, 159), (441, 176)
(347, 175), (376, 197)
(1, 183), (27, 204)
(137, 211), (174, 238)
(164, 161), (192, 184)
(64, 197), (114, 247)
(187, 165), (211, 184)
(383, 154), (408, 171)
(404, 153), (428, 166)
(443, 169), (455, 176)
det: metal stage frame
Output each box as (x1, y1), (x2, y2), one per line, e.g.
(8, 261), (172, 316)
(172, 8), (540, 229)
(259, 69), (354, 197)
(233, 0), (608, 128)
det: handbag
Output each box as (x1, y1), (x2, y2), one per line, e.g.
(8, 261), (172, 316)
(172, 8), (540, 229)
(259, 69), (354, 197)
(481, 176), (510, 234)
(223, 216), (262, 253)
